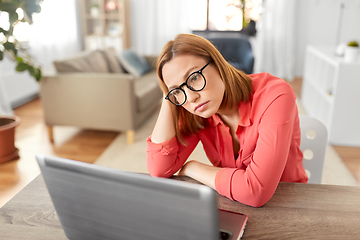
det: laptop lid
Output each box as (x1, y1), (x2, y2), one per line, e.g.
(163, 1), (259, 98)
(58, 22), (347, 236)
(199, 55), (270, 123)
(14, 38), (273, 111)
(37, 154), (225, 240)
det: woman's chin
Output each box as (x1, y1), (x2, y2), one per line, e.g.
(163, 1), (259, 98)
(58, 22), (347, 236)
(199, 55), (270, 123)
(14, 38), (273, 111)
(194, 109), (216, 119)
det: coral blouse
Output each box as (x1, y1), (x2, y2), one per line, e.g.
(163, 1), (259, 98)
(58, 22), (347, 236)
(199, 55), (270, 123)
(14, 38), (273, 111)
(146, 72), (308, 207)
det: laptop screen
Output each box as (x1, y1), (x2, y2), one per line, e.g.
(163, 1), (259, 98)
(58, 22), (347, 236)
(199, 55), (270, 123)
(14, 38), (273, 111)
(37, 154), (223, 240)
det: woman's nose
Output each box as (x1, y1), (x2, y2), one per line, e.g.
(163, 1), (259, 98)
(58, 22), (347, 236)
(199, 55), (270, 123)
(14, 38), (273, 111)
(184, 87), (199, 103)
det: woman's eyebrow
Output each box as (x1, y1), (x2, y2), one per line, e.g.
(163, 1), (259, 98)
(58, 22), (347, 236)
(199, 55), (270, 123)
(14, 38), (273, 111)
(168, 84), (178, 90)
(168, 81), (183, 90)
(183, 66), (198, 80)
(168, 65), (200, 90)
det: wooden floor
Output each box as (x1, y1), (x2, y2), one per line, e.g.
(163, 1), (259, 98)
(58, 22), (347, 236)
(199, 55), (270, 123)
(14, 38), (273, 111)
(0, 78), (360, 207)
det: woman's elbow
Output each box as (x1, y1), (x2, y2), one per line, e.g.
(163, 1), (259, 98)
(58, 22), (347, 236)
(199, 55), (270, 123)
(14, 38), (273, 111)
(149, 171), (172, 178)
(246, 199), (268, 208)
(232, 190), (273, 208)
(148, 166), (173, 178)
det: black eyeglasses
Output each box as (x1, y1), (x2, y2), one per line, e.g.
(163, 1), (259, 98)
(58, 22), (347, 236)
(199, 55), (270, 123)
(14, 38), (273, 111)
(165, 62), (210, 106)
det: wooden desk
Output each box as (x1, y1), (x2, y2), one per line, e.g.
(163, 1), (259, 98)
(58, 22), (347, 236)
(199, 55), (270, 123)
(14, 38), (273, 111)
(1, 175), (360, 239)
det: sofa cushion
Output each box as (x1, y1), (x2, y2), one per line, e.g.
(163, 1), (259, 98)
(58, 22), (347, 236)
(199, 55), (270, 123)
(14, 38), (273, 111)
(134, 71), (162, 112)
(101, 48), (124, 73)
(117, 49), (151, 77)
(54, 50), (109, 73)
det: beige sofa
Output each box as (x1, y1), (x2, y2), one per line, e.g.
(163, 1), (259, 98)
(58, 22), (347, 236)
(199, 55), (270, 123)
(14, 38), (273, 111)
(40, 48), (162, 144)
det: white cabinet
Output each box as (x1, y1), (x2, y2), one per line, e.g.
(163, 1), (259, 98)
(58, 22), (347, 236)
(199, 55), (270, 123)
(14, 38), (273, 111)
(302, 45), (360, 146)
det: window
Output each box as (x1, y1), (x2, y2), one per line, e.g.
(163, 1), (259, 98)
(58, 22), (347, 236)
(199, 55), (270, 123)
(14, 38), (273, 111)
(190, 0), (263, 32)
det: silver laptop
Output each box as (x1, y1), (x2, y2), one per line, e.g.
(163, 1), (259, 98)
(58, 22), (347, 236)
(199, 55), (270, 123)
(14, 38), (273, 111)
(36, 154), (247, 240)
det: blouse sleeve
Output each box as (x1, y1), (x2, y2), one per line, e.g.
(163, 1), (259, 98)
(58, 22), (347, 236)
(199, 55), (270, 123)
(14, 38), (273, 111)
(146, 134), (200, 178)
(215, 92), (298, 207)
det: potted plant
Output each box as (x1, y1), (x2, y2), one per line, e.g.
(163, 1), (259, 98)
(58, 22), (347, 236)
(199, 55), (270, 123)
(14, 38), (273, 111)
(0, 0), (43, 163)
(344, 40), (359, 62)
(90, 3), (99, 17)
(0, 0), (43, 81)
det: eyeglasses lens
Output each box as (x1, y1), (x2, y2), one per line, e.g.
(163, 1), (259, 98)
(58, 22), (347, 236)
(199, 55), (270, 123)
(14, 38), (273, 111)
(168, 73), (205, 105)
(188, 73), (205, 91)
(168, 89), (186, 105)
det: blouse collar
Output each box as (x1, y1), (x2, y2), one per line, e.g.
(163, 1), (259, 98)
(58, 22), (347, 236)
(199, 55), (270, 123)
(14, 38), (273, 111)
(211, 100), (252, 128)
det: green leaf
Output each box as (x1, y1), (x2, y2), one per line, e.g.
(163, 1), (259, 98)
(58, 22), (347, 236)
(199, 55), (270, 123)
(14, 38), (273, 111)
(23, 0), (42, 13)
(0, 51), (3, 61)
(16, 62), (28, 72)
(0, 3), (17, 13)
(22, 0), (43, 24)
(35, 68), (42, 81)
(0, 27), (8, 35)
(28, 65), (35, 77)
(16, 56), (24, 62)
(9, 12), (19, 26)
(26, 65), (42, 81)
(3, 41), (17, 55)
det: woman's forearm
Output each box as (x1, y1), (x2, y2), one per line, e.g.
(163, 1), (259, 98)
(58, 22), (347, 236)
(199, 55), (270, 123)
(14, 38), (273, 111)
(179, 160), (221, 189)
(151, 98), (176, 143)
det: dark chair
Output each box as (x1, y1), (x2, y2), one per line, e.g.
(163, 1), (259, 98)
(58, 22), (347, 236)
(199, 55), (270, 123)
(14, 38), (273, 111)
(207, 38), (254, 74)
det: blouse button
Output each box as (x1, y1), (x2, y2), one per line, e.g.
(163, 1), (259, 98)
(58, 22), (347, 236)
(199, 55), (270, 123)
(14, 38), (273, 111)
(161, 149), (170, 155)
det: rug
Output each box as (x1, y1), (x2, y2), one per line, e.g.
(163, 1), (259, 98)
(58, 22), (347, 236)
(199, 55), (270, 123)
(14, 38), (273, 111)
(95, 100), (358, 186)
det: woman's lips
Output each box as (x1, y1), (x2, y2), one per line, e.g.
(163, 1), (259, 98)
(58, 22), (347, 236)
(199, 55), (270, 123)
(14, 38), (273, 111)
(195, 101), (209, 112)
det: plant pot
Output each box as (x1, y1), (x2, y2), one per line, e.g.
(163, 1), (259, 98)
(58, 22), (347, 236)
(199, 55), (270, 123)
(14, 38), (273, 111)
(0, 116), (21, 163)
(344, 46), (359, 62)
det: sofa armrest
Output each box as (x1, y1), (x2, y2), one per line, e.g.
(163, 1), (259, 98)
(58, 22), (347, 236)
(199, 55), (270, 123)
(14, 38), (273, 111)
(40, 72), (138, 131)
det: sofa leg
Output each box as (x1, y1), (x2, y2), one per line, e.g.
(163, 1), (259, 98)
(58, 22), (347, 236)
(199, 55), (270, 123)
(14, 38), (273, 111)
(47, 126), (54, 143)
(127, 130), (135, 145)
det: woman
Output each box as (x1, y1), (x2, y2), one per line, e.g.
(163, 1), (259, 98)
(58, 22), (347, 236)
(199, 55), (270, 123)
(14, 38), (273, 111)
(146, 34), (308, 207)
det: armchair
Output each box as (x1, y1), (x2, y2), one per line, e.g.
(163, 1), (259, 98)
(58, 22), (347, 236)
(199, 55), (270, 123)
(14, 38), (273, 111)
(207, 37), (254, 74)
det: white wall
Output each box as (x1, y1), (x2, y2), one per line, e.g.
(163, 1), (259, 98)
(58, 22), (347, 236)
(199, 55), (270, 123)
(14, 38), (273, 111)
(295, 0), (360, 76)
(0, 58), (40, 108)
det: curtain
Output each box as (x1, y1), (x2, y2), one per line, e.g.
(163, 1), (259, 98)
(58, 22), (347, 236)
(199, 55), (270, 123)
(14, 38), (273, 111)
(129, 0), (193, 55)
(254, 0), (298, 81)
(0, 12), (13, 115)
(28, 0), (82, 71)
(0, 71), (13, 116)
